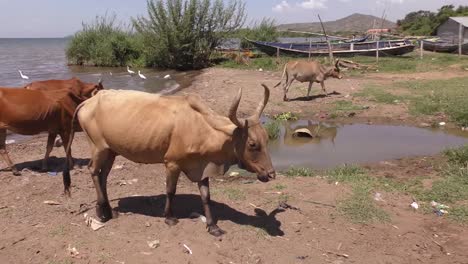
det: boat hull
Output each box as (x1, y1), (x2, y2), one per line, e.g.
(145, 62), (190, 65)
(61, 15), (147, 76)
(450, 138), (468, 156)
(422, 40), (468, 55)
(248, 39), (416, 57)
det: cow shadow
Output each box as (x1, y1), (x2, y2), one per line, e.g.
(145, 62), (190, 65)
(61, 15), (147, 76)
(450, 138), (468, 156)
(4, 156), (90, 174)
(290, 91), (341, 102)
(116, 194), (285, 236)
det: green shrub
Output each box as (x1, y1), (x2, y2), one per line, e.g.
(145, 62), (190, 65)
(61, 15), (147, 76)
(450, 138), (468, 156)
(264, 120), (281, 140)
(133, 0), (246, 70)
(239, 18), (279, 49)
(66, 14), (140, 67)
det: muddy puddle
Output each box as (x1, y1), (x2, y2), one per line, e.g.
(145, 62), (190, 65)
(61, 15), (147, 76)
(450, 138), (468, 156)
(268, 120), (468, 170)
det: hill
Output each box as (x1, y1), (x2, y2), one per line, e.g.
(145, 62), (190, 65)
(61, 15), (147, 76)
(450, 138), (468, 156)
(277, 13), (397, 33)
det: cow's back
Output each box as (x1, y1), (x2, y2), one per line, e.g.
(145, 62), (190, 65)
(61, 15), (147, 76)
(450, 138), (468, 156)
(0, 88), (62, 134)
(78, 90), (215, 164)
(289, 61), (321, 82)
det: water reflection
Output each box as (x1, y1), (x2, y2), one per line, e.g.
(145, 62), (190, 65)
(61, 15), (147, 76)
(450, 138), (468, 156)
(269, 120), (468, 170)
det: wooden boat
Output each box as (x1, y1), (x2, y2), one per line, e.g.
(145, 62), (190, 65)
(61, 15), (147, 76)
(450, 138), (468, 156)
(247, 39), (415, 57)
(422, 39), (468, 54)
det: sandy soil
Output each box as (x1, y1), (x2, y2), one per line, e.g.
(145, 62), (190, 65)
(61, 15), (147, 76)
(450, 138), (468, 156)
(1, 68), (468, 264)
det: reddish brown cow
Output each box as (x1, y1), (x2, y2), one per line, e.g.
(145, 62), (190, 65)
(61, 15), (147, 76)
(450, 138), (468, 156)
(21, 77), (103, 170)
(0, 81), (102, 195)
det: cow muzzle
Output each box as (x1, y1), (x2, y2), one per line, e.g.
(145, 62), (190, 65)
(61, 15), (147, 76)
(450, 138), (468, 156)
(257, 169), (276, 183)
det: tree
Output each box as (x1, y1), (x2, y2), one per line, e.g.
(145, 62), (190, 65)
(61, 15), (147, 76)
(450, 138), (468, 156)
(397, 5), (468, 36)
(133, 0), (246, 70)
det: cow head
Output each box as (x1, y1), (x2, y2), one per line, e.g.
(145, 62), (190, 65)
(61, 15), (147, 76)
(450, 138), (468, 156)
(80, 79), (104, 99)
(327, 60), (343, 79)
(229, 84), (276, 182)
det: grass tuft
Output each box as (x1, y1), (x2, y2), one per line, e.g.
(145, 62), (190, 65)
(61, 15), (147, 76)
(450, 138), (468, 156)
(264, 120), (281, 140)
(284, 166), (315, 177)
(355, 87), (403, 104)
(443, 145), (468, 167)
(338, 184), (390, 224)
(273, 112), (299, 121)
(223, 188), (246, 201)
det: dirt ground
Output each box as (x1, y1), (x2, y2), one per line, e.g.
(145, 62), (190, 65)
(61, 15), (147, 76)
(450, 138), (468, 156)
(1, 68), (468, 264)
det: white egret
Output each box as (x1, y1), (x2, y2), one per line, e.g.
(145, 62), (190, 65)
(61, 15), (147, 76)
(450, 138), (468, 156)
(18, 70), (29, 80)
(138, 71), (147, 80)
(127, 66), (135, 75)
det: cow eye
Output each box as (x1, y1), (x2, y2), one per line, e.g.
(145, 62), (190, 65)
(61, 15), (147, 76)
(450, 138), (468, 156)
(248, 141), (258, 149)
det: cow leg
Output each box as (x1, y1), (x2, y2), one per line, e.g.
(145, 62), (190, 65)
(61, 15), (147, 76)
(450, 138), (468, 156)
(59, 131), (74, 169)
(198, 178), (225, 237)
(41, 132), (57, 172)
(99, 152), (117, 219)
(164, 164), (180, 226)
(90, 149), (115, 222)
(0, 129), (20, 176)
(320, 81), (328, 96)
(59, 131), (73, 196)
(283, 78), (294, 101)
(306, 82), (314, 98)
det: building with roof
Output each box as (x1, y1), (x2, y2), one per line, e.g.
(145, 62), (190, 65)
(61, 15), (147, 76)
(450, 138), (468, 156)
(436, 17), (468, 44)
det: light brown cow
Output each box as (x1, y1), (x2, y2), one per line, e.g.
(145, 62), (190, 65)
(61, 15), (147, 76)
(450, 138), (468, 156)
(275, 60), (343, 101)
(22, 78), (103, 171)
(0, 82), (102, 195)
(64, 85), (275, 236)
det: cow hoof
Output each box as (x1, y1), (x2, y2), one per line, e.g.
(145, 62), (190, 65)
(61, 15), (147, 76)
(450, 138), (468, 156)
(12, 171), (21, 176)
(96, 205), (115, 222)
(111, 210), (119, 219)
(63, 189), (71, 198)
(165, 217), (179, 226)
(283, 97), (289, 102)
(208, 225), (225, 237)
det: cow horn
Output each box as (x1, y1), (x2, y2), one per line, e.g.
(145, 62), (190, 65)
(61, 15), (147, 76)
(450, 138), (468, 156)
(229, 87), (243, 127)
(253, 84), (270, 119)
(98, 78), (102, 84)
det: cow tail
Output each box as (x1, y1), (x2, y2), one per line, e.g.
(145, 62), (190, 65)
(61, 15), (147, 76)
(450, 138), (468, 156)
(274, 64), (287, 88)
(62, 101), (86, 197)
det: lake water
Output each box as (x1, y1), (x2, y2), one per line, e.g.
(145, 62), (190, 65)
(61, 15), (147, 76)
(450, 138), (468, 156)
(269, 120), (468, 170)
(0, 38), (197, 92)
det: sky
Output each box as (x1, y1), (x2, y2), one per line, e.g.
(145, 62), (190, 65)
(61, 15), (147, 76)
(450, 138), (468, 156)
(0, 0), (466, 38)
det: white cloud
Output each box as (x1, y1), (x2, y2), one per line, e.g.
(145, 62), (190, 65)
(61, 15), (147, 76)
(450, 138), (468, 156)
(298, 0), (328, 9)
(273, 1), (292, 12)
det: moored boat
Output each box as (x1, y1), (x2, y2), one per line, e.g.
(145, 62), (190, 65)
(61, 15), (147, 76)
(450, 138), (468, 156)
(247, 39), (415, 57)
(422, 39), (468, 54)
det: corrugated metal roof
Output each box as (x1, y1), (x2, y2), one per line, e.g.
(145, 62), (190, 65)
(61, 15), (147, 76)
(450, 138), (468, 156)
(450, 17), (468, 27)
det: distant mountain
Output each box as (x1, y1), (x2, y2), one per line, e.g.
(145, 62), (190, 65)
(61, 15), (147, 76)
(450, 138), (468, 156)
(277, 13), (397, 33)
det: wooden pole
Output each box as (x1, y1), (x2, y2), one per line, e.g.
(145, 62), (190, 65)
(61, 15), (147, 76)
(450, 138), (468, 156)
(376, 41), (380, 63)
(318, 14), (334, 65)
(459, 23), (463, 57)
(308, 38), (312, 60)
(420, 40), (424, 59)
(276, 47), (280, 59)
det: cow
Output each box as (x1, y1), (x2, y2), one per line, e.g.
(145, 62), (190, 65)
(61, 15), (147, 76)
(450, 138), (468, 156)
(22, 78), (103, 171)
(0, 81), (102, 194)
(274, 60), (343, 101)
(63, 84), (276, 236)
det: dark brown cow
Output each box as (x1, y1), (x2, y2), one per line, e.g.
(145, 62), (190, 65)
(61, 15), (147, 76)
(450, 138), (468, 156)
(0, 81), (102, 195)
(21, 77), (103, 171)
